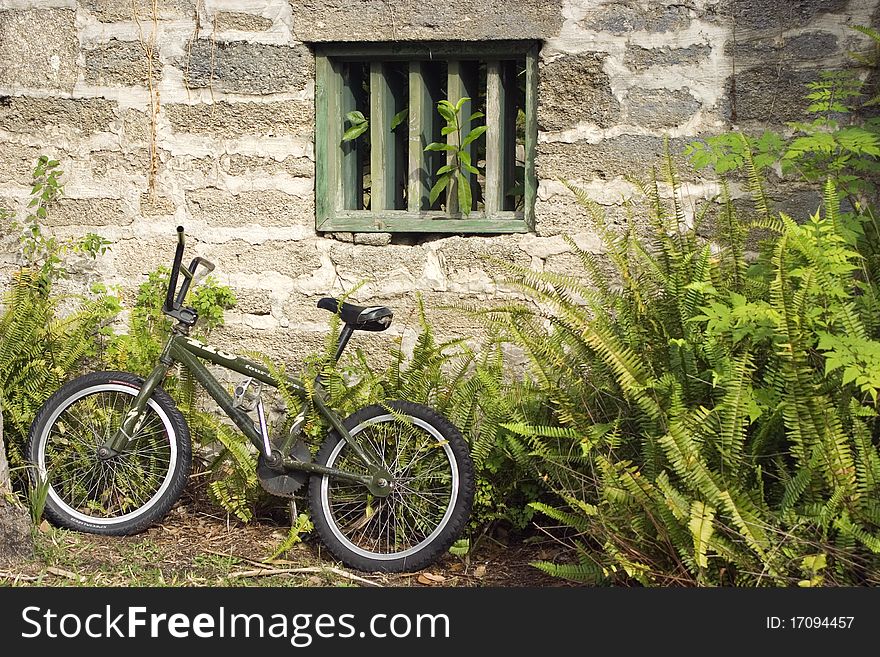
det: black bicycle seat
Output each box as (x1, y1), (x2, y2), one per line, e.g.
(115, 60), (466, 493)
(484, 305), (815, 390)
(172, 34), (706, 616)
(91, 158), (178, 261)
(317, 297), (393, 331)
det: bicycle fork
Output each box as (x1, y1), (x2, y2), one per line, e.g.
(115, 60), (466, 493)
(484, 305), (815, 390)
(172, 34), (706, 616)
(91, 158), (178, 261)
(99, 349), (175, 459)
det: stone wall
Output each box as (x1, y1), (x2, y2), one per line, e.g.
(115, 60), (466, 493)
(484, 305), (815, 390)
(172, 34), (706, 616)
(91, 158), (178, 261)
(0, 0), (878, 369)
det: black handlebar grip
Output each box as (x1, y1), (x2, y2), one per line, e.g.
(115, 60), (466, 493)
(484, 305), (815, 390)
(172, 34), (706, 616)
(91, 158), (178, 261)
(165, 226), (186, 311)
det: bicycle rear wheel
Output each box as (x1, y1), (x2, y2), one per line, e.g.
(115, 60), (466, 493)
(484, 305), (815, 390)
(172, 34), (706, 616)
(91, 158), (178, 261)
(27, 371), (192, 535)
(308, 400), (475, 573)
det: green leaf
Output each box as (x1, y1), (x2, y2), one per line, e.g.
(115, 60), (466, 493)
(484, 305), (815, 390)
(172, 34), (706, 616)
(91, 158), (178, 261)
(469, 111), (485, 121)
(456, 171), (471, 214)
(462, 162), (479, 175)
(689, 501), (715, 569)
(454, 96), (470, 112)
(429, 174), (450, 205)
(345, 110), (367, 125)
(425, 142), (456, 152)
(436, 164), (455, 175)
(342, 122), (369, 142)
(437, 103), (456, 123)
(461, 125), (487, 148)
(440, 125), (456, 136)
(390, 108), (409, 131)
(458, 150), (472, 167)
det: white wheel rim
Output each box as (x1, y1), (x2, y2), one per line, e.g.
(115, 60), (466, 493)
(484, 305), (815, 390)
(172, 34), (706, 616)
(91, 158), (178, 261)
(320, 413), (459, 562)
(37, 383), (179, 526)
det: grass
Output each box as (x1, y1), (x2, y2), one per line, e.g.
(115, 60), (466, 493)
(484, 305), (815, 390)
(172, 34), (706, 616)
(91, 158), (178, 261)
(1, 514), (361, 588)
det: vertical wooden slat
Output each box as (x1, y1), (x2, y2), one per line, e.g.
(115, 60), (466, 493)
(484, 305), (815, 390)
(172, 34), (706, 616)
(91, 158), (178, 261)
(502, 61), (518, 211)
(340, 63), (363, 210)
(389, 64), (407, 210)
(524, 48), (538, 231)
(408, 61), (431, 213)
(370, 62), (395, 211)
(316, 56), (342, 225)
(484, 60), (505, 215)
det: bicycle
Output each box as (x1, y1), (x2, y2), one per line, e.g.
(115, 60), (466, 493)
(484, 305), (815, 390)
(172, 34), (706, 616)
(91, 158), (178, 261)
(27, 226), (475, 573)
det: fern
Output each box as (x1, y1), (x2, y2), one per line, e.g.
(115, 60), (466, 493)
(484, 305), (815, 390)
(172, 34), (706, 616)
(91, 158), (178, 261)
(476, 133), (880, 585)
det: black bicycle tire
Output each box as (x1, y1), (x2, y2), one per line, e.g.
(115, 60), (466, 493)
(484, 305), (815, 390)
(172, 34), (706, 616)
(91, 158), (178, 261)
(308, 400), (475, 573)
(27, 371), (192, 536)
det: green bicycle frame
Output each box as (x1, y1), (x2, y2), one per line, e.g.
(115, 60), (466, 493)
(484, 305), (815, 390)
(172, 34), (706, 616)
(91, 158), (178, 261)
(103, 332), (385, 488)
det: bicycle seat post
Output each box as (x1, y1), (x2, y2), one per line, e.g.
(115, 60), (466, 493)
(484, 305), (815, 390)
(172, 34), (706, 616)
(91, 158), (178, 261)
(333, 324), (355, 362)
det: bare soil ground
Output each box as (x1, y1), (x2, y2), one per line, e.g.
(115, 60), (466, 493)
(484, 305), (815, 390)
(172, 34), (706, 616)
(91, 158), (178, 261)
(0, 492), (576, 588)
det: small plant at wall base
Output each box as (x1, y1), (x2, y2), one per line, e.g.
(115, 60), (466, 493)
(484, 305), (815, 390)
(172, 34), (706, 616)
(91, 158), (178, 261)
(101, 267), (251, 520)
(8, 156), (111, 285)
(286, 296), (547, 544)
(425, 97), (486, 216)
(0, 156), (117, 474)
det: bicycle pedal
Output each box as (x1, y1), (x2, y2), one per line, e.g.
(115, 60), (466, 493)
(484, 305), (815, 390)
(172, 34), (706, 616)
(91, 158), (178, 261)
(232, 377), (262, 411)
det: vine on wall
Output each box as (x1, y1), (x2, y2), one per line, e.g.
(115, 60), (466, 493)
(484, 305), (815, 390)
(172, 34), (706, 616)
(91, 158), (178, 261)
(133, 0), (161, 198)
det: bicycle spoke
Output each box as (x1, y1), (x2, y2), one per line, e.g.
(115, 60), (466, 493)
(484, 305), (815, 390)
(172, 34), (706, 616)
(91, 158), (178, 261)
(41, 387), (174, 520)
(325, 414), (456, 557)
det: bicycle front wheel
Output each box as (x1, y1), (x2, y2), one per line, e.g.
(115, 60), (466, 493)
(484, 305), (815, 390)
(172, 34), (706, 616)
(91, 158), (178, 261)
(308, 400), (475, 573)
(27, 371), (192, 535)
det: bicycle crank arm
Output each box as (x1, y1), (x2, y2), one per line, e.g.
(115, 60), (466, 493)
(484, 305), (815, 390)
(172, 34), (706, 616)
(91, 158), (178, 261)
(281, 457), (394, 497)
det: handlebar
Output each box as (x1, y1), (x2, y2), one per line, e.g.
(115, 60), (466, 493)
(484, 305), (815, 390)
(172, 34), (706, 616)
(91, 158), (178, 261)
(163, 226), (216, 322)
(164, 226), (186, 312)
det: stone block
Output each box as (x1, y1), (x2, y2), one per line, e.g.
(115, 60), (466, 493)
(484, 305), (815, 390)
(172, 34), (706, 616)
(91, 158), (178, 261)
(0, 96), (117, 136)
(140, 193), (177, 217)
(0, 9), (79, 92)
(0, 142), (44, 184)
(121, 108), (151, 144)
(91, 150), (151, 178)
(202, 239), (321, 280)
(186, 189), (314, 227)
(625, 44), (711, 72)
(626, 88), (701, 129)
(435, 234), (531, 285)
(537, 135), (695, 182)
(733, 67), (817, 123)
(48, 198), (132, 228)
(580, 2), (692, 35)
(539, 53), (620, 131)
(729, 0), (847, 31)
(533, 192), (606, 237)
(166, 155), (218, 179)
(353, 233), (392, 246)
(290, 0), (563, 42)
(182, 41), (312, 94)
(328, 241), (427, 290)
(113, 235), (185, 277)
(84, 39), (160, 87)
(164, 100), (313, 138)
(229, 287), (274, 316)
(215, 11), (274, 32)
(221, 154), (314, 178)
(210, 322), (328, 369)
(727, 31), (839, 62)
(0, 497), (32, 565)
(81, 0), (194, 22)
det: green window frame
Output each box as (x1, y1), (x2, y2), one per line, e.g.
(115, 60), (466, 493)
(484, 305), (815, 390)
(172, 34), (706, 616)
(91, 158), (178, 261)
(315, 41), (538, 234)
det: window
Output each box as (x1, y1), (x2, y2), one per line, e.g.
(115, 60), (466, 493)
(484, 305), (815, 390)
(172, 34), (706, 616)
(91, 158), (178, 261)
(315, 41), (538, 234)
